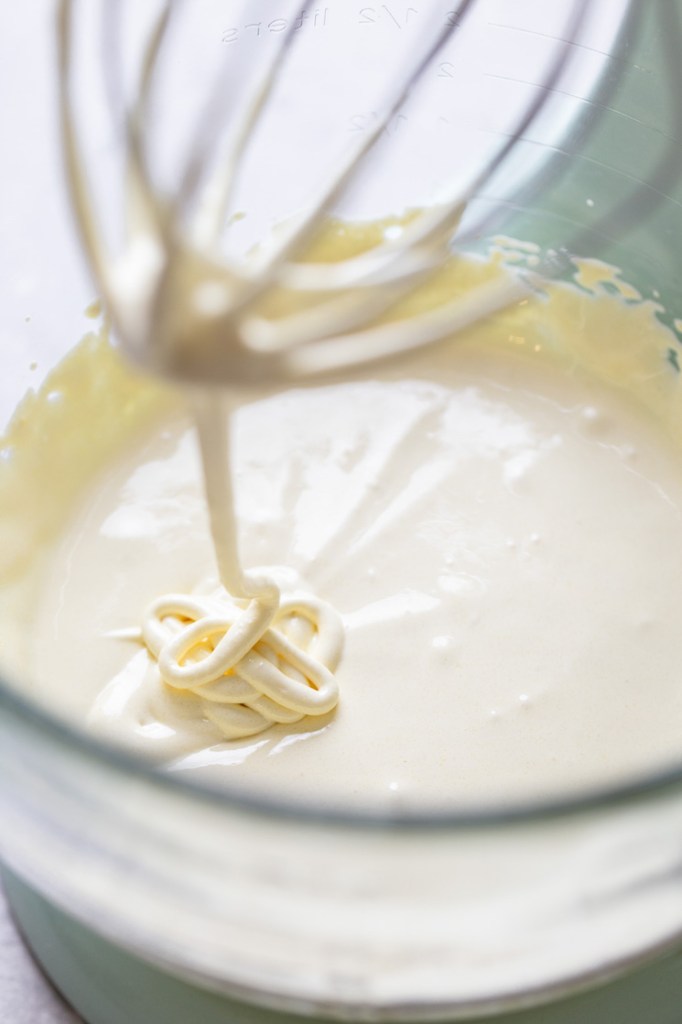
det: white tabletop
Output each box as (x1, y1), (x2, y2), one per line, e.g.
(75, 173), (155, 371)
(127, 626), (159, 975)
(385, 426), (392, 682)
(0, 880), (82, 1024)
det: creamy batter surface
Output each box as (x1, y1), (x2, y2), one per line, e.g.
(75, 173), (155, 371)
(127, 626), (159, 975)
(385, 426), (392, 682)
(4, 237), (682, 812)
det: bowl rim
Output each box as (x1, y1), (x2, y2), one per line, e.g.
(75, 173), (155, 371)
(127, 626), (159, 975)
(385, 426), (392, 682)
(3, 666), (682, 831)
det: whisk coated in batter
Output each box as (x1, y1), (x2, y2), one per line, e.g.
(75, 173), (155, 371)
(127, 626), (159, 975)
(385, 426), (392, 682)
(56, 0), (591, 385)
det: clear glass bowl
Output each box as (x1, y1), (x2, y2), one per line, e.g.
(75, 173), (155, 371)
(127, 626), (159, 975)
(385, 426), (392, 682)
(3, 3), (682, 1021)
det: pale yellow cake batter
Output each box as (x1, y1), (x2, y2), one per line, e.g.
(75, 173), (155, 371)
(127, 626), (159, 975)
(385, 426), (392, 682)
(2, 230), (682, 812)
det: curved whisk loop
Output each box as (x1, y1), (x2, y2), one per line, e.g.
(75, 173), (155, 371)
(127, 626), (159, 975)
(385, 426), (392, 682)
(57, 0), (596, 386)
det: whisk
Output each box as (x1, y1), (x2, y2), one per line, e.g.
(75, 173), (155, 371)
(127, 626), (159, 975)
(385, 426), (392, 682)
(56, 0), (594, 387)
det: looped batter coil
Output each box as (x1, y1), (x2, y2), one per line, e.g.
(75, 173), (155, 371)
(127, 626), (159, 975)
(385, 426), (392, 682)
(143, 590), (344, 739)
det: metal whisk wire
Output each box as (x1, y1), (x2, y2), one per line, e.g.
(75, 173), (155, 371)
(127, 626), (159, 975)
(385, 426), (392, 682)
(57, 0), (592, 385)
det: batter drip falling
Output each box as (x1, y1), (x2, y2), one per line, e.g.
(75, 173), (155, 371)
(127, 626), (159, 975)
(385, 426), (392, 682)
(136, 395), (343, 740)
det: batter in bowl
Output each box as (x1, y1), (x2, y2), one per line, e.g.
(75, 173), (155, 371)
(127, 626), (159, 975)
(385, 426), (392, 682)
(3, 229), (682, 812)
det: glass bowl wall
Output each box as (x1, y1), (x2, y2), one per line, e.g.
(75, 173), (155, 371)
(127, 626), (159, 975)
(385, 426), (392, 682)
(3, 3), (682, 1020)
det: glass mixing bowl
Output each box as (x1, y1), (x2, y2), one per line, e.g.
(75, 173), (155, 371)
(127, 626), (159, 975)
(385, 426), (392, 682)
(3, 3), (682, 1023)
